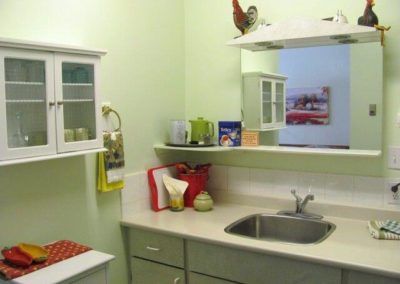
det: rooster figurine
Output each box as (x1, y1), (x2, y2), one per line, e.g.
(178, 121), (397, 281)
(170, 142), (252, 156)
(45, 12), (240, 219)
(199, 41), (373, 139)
(358, 0), (378, 27)
(232, 0), (258, 35)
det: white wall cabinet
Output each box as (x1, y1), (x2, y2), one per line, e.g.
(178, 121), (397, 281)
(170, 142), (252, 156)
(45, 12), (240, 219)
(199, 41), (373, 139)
(242, 72), (287, 131)
(0, 39), (106, 165)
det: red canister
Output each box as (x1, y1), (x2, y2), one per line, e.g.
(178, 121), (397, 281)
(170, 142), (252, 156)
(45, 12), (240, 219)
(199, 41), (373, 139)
(178, 173), (208, 207)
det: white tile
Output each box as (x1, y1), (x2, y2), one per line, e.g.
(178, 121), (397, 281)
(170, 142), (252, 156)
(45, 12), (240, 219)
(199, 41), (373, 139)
(325, 174), (354, 203)
(122, 197), (152, 218)
(121, 171), (149, 204)
(207, 165), (228, 193)
(353, 176), (384, 208)
(250, 168), (275, 197)
(227, 166), (250, 194)
(270, 170), (298, 198)
(297, 172), (325, 201)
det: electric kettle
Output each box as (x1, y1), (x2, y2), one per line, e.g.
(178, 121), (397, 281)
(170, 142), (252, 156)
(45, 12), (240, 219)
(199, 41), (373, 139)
(189, 117), (214, 143)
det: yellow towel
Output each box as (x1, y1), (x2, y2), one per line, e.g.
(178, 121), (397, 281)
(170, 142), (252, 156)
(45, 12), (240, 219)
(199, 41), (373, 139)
(97, 152), (124, 192)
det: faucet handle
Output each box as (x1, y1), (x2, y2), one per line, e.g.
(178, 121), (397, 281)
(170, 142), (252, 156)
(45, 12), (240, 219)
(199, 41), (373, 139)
(290, 189), (302, 202)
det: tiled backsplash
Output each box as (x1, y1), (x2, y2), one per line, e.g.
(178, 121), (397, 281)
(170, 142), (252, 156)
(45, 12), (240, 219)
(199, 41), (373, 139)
(121, 171), (151, 218)
(208, 165), (399, 210)
(120, 166), (400, 218)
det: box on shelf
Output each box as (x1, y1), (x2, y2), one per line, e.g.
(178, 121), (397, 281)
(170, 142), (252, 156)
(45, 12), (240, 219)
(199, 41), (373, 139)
(218, 121), (241, 147)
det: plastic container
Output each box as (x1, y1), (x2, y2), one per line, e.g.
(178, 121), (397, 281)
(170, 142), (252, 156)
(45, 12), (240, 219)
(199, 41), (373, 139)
(178, 173), (208, 207)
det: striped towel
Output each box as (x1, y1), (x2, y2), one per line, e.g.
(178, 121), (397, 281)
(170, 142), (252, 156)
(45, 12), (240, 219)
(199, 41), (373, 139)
(382, 220), (400, 235)
(368, 220), (400, 240)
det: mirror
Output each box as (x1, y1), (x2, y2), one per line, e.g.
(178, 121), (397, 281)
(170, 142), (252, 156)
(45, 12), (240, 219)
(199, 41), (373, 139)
(241, 42), (383, 151)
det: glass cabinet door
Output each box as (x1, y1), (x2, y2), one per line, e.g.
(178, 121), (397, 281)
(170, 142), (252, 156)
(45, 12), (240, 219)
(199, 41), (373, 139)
(0, 49), (56, 160)
(55, 54), (102, 153)
(261, 80), (272, 125)
(274, 82), (285, 124)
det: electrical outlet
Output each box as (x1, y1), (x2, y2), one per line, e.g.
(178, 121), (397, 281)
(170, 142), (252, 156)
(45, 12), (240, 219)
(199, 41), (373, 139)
(388, 146), (400, 169)
(385, 180), (400, 206)
(102, 101), (111, 108)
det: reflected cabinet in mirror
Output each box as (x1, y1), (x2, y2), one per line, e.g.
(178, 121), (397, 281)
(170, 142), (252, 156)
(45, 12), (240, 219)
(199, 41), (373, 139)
(241, 42), (383, 151)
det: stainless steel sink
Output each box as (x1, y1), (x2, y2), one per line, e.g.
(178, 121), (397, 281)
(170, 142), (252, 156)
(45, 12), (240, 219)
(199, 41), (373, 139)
(225, 214), (336, 245)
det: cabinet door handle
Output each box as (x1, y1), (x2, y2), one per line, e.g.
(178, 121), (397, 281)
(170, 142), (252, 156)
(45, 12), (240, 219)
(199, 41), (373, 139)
(49, 101), (55, 106)
(57, 101), (64, 106)
(173, 277), (181, 284)
(146, 246), (160, 251)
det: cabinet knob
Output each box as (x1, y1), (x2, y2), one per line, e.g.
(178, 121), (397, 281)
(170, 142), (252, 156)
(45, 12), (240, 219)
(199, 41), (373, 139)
(173, 277), (181, 284)
(49, 101), (55, 106)
(57, 101), (64, 106)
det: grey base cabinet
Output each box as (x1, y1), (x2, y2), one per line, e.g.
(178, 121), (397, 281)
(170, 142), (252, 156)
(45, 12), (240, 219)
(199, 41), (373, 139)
(127, 228), (400, 284)
(128, 229), (185, 284)
(132, 257), (185, 284)
(189, 272), (237, 284)
(187, 240), (341, 284)
(342, 270), (400, 284)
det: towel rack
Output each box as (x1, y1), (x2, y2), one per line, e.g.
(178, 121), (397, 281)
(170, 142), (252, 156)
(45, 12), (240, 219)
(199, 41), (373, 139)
(102, 105), (122, 132)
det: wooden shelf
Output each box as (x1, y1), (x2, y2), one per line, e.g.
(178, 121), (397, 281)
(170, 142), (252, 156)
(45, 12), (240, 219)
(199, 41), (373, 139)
(0, 147), (106, 166)
(154, 144), (233, 152)
(154, 144), (381, 157)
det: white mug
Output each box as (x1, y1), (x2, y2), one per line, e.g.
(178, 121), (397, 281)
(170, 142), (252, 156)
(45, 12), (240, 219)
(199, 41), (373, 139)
(169, 120), (186, 144)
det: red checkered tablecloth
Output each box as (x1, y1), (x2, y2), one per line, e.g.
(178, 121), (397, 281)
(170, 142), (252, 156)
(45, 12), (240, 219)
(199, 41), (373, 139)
(0, 240), (92, 280)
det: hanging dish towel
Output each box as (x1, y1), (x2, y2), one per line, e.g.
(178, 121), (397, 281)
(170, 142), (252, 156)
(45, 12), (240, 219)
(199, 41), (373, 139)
(97, 131), (125, 192)
(367, 220), (400, 240)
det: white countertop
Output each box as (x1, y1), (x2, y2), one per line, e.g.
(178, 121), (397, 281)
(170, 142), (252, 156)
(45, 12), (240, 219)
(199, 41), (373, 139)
(0, 250), (115, 284)
(121, 203), (400, 279)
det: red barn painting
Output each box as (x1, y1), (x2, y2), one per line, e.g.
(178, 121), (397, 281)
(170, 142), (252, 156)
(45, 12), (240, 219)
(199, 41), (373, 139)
(286, 87), (329, 125)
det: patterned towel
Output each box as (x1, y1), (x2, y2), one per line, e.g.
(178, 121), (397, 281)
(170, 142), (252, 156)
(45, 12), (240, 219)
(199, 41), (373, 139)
(381, 220), (400, 235)
(368, 220), (400, 240)
(103, 131), (125, 183)
(0, 240), (91, 280)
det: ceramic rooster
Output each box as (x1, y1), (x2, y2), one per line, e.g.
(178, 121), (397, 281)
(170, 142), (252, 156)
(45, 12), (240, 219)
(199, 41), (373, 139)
(358, 0), (379, 27)
(232, 0), (258, 35)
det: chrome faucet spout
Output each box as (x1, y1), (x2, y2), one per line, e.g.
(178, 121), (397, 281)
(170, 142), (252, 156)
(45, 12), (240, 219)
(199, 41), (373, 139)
(277, 189), (322, 220)
(291, 189), (314, 214)
(299, 193), (314, 213)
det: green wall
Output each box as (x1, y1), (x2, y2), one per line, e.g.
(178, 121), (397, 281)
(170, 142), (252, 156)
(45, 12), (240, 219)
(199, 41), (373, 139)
(0, 1), (185, 283)
(0, 1), (399, 283)
(184, 0), (400, 177)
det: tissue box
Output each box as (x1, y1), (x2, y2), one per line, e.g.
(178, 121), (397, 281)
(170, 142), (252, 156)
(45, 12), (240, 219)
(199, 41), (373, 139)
(218, 121), (241, 147)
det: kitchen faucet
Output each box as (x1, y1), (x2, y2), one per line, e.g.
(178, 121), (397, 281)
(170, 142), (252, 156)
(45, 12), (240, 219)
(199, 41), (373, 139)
(277, 188), (322, 219)
(291, 189), (314, 214)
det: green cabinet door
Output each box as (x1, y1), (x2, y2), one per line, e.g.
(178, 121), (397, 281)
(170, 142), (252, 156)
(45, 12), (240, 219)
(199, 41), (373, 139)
(187, 240), (341, 284)
(131, 257), (185, 284)
(342, 270), (400, 284)
(189, 272), (238, 284)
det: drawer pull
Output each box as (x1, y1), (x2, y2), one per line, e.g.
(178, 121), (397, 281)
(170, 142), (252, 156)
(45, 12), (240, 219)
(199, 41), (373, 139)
(173, 277), (181, 284)
(146, 246), (160, 251)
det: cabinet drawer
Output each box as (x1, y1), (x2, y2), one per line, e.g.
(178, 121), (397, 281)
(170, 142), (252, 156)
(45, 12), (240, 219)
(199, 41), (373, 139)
(129, 228), (184, 268)
(187, 240), (341, 284)
(189, 272), (238, 284)
(131, 257), (185, 284)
